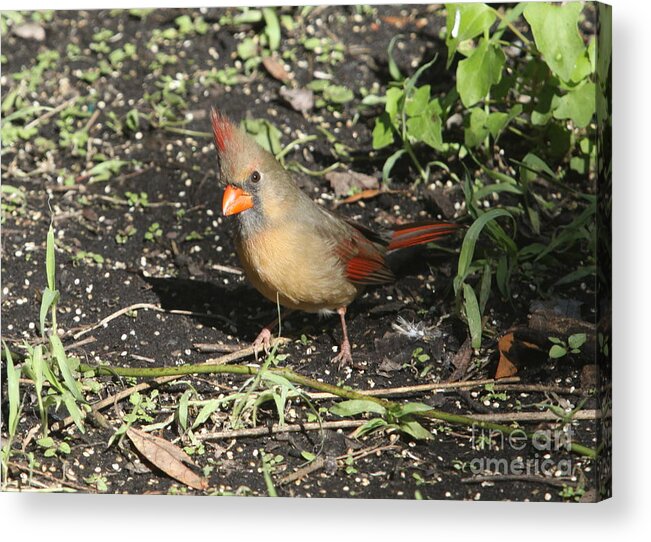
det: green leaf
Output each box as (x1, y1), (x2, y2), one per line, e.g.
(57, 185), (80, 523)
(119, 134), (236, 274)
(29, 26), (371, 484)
(398, 420), (433, 440)
(404, 85), (431, 117)
(243, 118), (283, 156)
(46, 225), (56, 291)
(50, 334), (83, 401)
(384, 86), (404, 122)
(382, 149), (406, 184)
(549, 344), (567, 359)
(62, 391), (85, 433)
(406, 99), (444, 150)
(445, 3), (497, 66)
(457, 38), (505, 107)
(464, 107), (488, 148)
(355, 418), (388, 437)
(568, 333), (587, 350)
(523, 2), (585, 82)
(552, 81), (596, 128)
(391, 402), (433, 418)
(387, 35), (404, 81)
(372, 112), (394, 149)
(463, 283), (483, 349)
(456, 208), (513, 283)
(330, 399), (387, 417)
(4, 342), (20, 435)
(237, 38), (258, 60)
(323, 85), (353, 104)
(262, 8), (281, 51)
(39, 287), (60, 336)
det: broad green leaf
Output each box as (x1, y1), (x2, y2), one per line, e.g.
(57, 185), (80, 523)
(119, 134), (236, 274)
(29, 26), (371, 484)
(457, 38), (505, 107)
(372, 113), (394, 149)
(405, 85), (431, 117)
(464, 107), (488, 147)
(391, 402), (433, 418)
(243, 118), (282, 156)
(355, 418), (388, 437)
(406, 101), (444, 150)
(399, 419), (433, 440)
(384, 86), (404, 121)
(330, 399), (387, 417)
(463, 283), (483, 349)
(552, 81), (596, 128)
(549, 344), (567, 359)
(237, 38), (258, 60)
(568, 333), (587, 350)
(445, 3), (497, 66)
(323, 85), (354, 104)
(524, 2), (585, 82)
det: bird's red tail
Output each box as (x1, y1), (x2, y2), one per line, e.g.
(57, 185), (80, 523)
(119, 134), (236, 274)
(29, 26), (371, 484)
(387, 222), (461, 251)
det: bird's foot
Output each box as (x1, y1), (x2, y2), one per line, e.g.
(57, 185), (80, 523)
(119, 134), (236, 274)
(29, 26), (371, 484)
(331, 339), (354, 370)
(252, 327), (273, 360)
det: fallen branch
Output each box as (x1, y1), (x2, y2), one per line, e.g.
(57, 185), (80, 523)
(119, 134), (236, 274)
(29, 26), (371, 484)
(51, 339), (289, 432)
(201, 419), (366, 441)
(78, 360), (599, 458)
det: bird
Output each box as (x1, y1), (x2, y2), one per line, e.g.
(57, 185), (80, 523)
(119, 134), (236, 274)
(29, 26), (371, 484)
(210, 107), (460, 367)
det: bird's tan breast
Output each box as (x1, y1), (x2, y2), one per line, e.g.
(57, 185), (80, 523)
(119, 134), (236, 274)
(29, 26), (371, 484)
(235, 222), (359, 312)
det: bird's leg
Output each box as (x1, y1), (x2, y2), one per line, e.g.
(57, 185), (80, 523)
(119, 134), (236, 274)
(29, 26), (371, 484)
(252, 309), (293, 359)
(331, 306), (354, 368)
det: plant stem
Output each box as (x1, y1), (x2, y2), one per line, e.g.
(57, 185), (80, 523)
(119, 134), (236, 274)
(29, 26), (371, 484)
(80, 361), (598, 458)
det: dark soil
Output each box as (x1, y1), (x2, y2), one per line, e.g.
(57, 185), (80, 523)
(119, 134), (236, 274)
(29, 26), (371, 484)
(1, 6), (600, 500)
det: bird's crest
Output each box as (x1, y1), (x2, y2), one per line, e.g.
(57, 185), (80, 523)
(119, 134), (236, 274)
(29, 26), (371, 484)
(210, 107), (234, 153)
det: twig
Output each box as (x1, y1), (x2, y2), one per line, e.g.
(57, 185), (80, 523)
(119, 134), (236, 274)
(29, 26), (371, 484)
(201, 420), (366, 441)
(306, 377), (521, 399)
(7, 461), (91, 492)
(24, 95), (80, 129)
(467, 410), (602, 423)
(50, 339), (289, 432)
(278, 457), (327, 486)
(194, 343), (242, 353)
(70, 302), (229, 340)
(462, 474), (576, 489)
(209, 264), (243, 275)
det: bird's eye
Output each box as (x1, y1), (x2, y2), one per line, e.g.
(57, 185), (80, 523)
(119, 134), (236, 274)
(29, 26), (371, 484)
(250, 171), (261, 183)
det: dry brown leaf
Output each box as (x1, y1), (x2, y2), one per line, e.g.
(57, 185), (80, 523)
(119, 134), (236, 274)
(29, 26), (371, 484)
(326, 170), (379, 198)
(262, 55), (291, 82)
(126, 427), (207, 490)
(495, 333), (518, 379)
(381, 16), (428, 30)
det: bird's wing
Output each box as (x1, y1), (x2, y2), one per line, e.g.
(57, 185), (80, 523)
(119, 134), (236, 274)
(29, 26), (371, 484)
(312, 208), (395, 286)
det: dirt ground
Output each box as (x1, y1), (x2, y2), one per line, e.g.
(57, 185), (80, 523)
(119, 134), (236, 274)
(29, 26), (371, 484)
(1, 6), (603, 500)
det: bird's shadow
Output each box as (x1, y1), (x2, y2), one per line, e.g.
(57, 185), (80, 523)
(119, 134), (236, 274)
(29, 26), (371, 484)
(142, 275), (267, 339)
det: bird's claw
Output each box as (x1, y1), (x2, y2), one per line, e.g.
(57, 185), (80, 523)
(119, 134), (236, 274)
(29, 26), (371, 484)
(331, 340), (354, 370)
(252, 328), (273, 360)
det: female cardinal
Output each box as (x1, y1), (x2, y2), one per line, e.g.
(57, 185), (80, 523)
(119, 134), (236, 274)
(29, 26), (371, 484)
(210, 108), (460, 367)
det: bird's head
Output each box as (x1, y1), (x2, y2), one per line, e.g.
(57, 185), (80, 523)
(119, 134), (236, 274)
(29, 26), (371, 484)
(210, 107), (292, 225)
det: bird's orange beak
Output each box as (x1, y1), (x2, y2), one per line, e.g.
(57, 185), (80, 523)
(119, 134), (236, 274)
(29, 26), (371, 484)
(222, 185), (254, 216)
